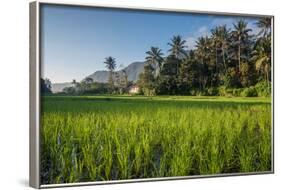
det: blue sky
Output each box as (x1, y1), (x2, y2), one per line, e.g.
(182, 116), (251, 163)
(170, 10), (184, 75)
(41, 4), (260, 83)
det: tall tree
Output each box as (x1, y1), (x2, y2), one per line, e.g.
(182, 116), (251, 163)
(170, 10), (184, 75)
(158, 56), (180, 95)
(231, 19), (252, 72)
(138, 63), (156, 96)
(104, 56), (116, 90)
(256, 17), (271, 37)
(251, 36), (271, 85)
(122, 69), (128, 88)
(168, 35), (187, 75)
(168, 35), (187, 59)
(72, 79), (76, 86)
(145, 46), (164, 76)
(41, 78), (52, 94)
(211, 26), (221, 74)
(211, 25), (230, 74)
(195, 36), (213, 89)
(178, 50), (200, 94)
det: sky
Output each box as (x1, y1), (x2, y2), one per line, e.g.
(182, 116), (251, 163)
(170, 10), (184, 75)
(41, 4), (261, 83)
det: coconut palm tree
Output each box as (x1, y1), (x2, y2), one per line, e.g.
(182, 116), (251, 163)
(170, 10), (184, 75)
(211, 25), (230, 74)
(219, 25), (231, 73)
(168, 35), (187, 59)
(104, 56), (116, 88)
(145, 46), (164, 76)
(122, 69), (128, 87)
(196, 37), (206, 65)
(256, 17), (271, 37)
(104, 56), (116, 71)
(211, 26), (221, 73)
(195, 36), (211, 89)
(72, 79), (76, 85)
(251, 37), (271, 86)
(231, 19), (252, 72)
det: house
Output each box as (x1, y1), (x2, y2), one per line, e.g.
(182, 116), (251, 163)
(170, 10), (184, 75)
(129, 85), (139, 94)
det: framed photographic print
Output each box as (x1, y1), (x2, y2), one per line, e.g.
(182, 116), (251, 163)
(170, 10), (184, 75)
(29, 1), (274, 188)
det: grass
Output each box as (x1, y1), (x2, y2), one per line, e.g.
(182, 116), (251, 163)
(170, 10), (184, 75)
(40, 95), (272, 184)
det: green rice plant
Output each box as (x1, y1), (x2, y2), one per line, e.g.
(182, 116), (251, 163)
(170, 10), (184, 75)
(40, 96), (272, 184)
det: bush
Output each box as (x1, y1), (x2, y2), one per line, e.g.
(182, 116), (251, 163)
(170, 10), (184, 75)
(218, 86), (227, 96)
(241, 86), (258, 97)
(218, 86), (233, 97)
(196, 89), (208, 96)
(189, 89), (197, 96)
(255, 81), (271, 97)
(216, 82), (270, 97)
(232, 88), (243, 97)
(207, 87), (219, 96)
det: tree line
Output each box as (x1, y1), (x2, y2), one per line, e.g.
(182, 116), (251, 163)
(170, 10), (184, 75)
(137, 18), (272, 97)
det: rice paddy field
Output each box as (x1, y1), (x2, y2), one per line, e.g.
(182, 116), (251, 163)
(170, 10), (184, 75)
(40, 95), (272, 184)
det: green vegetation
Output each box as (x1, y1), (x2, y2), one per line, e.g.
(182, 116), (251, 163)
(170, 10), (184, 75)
(41, 18), (271, 97)
(138, 18), (271, 96)
(41, 96), (272, 184)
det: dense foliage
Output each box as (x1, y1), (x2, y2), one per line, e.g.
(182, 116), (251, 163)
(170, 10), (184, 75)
(138, 18), (271, 97)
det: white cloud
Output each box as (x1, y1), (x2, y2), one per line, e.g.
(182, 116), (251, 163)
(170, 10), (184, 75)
(185, 26), (210, 50)
(198, 26), (207, 34)
(198, 26), (210, 37)
(185, 37), (197, 49)
(185, 17), (260, 50)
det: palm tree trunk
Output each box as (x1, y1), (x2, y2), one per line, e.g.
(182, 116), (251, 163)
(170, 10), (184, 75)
(222, 47), (226, 74)
(238, 37), (241, 72)
(109, 71), (114, 91)
(216, 46), (218, 74)
(238, 45), (241, 72)
(201, 58), (204, 90)
(266, 66), (270, 88)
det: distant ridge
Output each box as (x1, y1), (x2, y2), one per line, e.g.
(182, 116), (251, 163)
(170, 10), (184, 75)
(86, 61), (145, 83)
(51, 82), (73, 93)
(51, 61), (145, 92)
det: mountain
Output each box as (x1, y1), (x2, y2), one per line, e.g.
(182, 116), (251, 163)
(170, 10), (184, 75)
(51, 82), (73, 93)
(87, 61), (145, 83)
(51, 61), (145, 93)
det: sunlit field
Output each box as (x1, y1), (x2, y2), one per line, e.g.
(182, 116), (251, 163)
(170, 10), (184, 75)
(40, 96), (272, 184)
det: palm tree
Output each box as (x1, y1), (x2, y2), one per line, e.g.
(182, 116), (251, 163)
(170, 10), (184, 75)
(251, 37), (271, 86)
(104, 56), (116, 88)
(168, 35), (187, 59)
(121, 69), (128, 87)
(71, 79), (77, 90)
(211, 25), (231, 74)
(195, 36), (211, 89)
(195, 37), (206, 64)
(219, 25), (231, 74)
(44, 78), (52, 90)
(211, 26), (221, 73)
(72, 79), (76, 85)
(256, 17), (271, 37)
(145, 46), (164, 76)
(231, 19), (252, 72)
